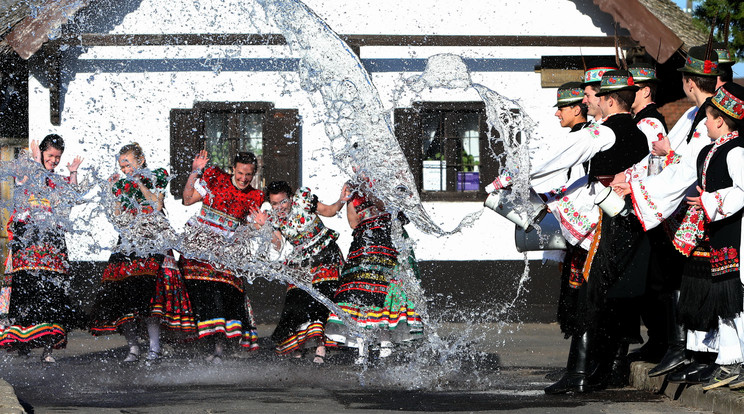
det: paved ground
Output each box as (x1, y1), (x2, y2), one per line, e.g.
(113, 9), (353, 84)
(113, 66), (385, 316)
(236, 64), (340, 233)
(0, 323), (720, 413)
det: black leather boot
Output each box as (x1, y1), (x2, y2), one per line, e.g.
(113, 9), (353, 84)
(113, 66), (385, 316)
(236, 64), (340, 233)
(545, 332), (592, 394)
(607, 342), (630, 387)
(648, 291), (689, 377)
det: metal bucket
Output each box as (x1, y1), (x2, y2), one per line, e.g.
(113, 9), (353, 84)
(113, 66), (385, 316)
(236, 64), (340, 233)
(514, 212), (567, 252)
(484, 188), (546, 231)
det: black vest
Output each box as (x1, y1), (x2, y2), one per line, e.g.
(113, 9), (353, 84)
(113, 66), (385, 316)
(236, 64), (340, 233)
(696, 135), (744, 252)
(589, 113), (649, 179)
(695, 134), (744, 318)
(633, 103), (668, 132)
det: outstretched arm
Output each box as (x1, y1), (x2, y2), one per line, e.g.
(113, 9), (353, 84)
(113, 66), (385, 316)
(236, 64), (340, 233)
(316, 183), (352, 217)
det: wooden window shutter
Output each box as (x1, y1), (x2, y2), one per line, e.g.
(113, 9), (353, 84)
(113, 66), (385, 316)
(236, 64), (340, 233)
(169, 108), (203, 199)
(393, 108), (423, 191)
(263, 108), (301, 191)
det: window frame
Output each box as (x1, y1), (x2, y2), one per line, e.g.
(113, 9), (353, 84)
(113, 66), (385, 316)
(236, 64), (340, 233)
(169, 101), (301, 198)
(395, 101), (500, 202)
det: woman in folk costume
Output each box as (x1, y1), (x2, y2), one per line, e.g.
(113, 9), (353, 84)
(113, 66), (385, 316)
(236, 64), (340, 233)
(1, 134), (83, 362)
(181, 150), (264, 363)
(684, 83), (744, 390)
(325, 180), (423, 364)
(252, 181), (348, 364)
(616, 82), (744, 387)
(89, 143), (195, 364)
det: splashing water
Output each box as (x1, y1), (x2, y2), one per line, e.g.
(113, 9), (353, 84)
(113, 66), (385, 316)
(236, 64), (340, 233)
(253, 1), (544, 387)
(1, 0), (550, 391)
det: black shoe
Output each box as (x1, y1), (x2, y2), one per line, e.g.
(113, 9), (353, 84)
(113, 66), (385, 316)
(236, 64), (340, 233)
(607, 350), (630, 387)
(667, 362), (710, 384)
(545, 368), (566, 382)
(544, 373), (589, 394)
(648, 345), (689, 377)
(685, 363), (718, 384)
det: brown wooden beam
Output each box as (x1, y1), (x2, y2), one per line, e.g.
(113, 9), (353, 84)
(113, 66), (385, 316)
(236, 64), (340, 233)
(5, 0), (90, 60)
(64, 33), (635, 49)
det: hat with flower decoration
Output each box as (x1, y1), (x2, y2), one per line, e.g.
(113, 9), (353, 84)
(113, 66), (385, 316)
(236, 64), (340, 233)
(554, 82), (585, 107)
(628, 62), (658, 83)
(595, 70), (639, 96)
(581, 59), (619, 86)
(678, 45), (720, 76)
(709, 82), (744, 121)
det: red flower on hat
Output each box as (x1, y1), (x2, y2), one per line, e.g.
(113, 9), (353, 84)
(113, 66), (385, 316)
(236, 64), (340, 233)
(640, 69), (649, 75)
(734, 103), (743, 117)
(608, 77), (617, 84)
(704, 60), (712, 74)
(627, 77), (635, 86)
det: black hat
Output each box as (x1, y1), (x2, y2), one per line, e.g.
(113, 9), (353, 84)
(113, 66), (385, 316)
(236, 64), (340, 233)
(713, 42), (735, 65)
(628, 62), (658, 83)
(554, 82), (585, 107)
(678, 45), (720, 76)
(595, 70), (639, 97)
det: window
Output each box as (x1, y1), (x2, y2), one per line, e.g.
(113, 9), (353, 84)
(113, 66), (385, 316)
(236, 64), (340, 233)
(169, 102), (301, 198)
(395, 102), (500, 201)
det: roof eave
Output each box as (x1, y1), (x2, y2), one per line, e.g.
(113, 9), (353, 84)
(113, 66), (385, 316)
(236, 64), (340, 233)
(593, 0), (683, 63)
(4, 0), (88, 60)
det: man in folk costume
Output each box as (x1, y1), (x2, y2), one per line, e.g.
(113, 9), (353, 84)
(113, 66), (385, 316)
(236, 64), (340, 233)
(616, 82), (744, 388)
(629, 62), (668, 151)
(577, 70), (651, 388)
(625, 62), (673, 364)
(615, 46), (721, 382)
(651, 46), (719, 170)
(486, 68), (647, 392)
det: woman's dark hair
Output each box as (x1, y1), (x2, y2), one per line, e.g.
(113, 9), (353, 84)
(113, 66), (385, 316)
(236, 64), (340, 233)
(266, 180), (292, 198)
(39, 134), (64, 153)
(119, 142), (147, 168)
(234, 151), (258, 167)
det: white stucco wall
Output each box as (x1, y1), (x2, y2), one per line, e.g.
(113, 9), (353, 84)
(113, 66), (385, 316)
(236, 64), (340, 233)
(27, 0), (625, 261)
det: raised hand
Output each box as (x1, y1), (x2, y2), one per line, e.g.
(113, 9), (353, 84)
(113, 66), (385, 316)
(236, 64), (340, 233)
(339, 182), (353, 203)
(192, 150), (210, 171)
(30, 140), (41, 164)
(251, 208), (269, 227)
(67, 156), (84, 173)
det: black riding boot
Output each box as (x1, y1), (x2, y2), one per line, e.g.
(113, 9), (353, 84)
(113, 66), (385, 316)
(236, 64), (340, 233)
(649, 290), (689, 377)
(607, 342), (630, 387)
(545, 331), (593, 394)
